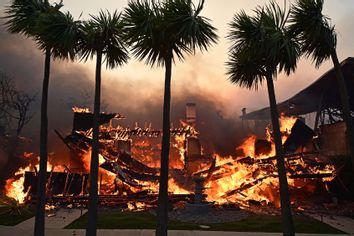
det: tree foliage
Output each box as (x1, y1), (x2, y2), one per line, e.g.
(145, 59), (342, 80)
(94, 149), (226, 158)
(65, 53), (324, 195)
(123, 0), (218, 66)
(227, 1), (300, 89)
(78, 10), (129, 68)
(0, 71), (35, 136)
(289, 0), (336, 68)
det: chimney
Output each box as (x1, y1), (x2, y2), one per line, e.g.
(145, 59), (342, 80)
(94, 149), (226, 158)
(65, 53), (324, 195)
(241, 108), (246, 116)
(186, 103), (196, 127)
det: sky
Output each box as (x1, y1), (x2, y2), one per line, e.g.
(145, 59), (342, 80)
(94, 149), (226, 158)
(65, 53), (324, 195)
(57, 0), (354, 114)
(0, 0), (354, 153)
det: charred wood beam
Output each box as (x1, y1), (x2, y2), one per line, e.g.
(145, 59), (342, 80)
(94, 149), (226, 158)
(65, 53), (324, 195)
(59, 131), (92, 153)
(260, 151), (320, 162)
(102, 153), (158, 177)
(204, 159), (216, 182)
(63, 165), (72, 173)
(25, 172), (89, 197)
(66, 173), (75, 195)
(55, 129), (73, 151)
(223, 175), (277, 197)
(237, 156), (256, 165)
(118, 153), (158, 175)
(194, 158), (229, 176)
(201, 152), (320, 178)
(99, 161), (158, 187)
(63, 172), (70, 196)
(288, 173), (332, 179)
(208, 168), (239, 182)
(121, 167), (159, 181)
(195, 158), (243, 177)
(100, 150), (158, 176)
(314, 91), (325, 130)
(112, 127), (196, 139)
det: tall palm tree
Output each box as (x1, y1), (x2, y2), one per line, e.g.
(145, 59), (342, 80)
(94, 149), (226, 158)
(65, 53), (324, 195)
(123, 0), (217, 235)
(78, 10), (129, 236)
(4, 1), (79, 235)
(226, 2), (300, 236)
(289, 0), (354, 173)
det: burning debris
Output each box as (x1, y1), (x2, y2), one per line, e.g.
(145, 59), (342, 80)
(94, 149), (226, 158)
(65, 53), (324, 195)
(205, 116), (335, 209)
(2, 106), (338, 213)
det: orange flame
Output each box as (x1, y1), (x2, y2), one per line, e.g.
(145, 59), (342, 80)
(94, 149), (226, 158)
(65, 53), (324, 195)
(204, 115), (333, 207)
(4, 160), (62, 204)
(4, 114), (334, 210)
(72, 107), (90, 113)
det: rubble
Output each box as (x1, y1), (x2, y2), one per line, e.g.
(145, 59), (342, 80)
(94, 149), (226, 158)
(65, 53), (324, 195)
(3, 108), (344, 214)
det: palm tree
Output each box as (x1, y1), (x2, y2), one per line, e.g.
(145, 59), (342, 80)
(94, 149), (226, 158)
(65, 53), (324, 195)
(123, 0), (217, 235)
(78, 10), (129, 236)
(226, 2), (300, 236)
(4, 1), (79, 235)
(289, 0), (354, 173)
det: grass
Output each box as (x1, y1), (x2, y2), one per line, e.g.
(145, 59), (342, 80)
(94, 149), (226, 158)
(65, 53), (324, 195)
(0, 205), (34, 226)
(65, 210), (199, 230)
(207, 214), (344, 234)
(65, 209), (345, 234)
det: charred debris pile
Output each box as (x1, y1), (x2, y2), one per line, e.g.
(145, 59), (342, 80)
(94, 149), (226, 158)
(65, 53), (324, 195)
(3, 107), (353, 214)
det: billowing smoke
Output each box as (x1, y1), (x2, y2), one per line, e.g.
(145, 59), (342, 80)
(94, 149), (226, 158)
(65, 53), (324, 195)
(0, 23), (248, 188)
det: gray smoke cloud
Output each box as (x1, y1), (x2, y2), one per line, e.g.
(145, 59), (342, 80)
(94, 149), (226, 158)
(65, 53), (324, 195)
(0, 22), (248, 183)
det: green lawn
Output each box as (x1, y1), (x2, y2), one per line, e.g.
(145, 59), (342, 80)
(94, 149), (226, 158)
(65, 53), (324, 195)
(0, 205), (34, 226)
(65, 210), (345, 234)
(65, 210), (199, 230)
(208, 214), (344, 234)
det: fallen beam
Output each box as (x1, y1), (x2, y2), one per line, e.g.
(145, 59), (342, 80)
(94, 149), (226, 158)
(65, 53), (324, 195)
(223, 175), (277, 197)
(289, 173), (332, 179)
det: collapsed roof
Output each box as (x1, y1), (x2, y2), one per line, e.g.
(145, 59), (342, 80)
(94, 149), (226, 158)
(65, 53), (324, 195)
(72, 112), (124, 132)
(241, 57), (354, 120)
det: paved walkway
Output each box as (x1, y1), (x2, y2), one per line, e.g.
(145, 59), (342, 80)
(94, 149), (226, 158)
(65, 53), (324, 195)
(1, 208), (353, 236)
(307, 213), (354, 235)
(0, 228), (348, 236)
(15, 208), (87, 229)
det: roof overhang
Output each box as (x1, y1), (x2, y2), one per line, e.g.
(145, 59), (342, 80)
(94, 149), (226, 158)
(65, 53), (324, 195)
(241, 57), (354, 120)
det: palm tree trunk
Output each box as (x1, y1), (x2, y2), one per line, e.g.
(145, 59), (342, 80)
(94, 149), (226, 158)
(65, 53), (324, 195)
(34, 47), (51, 236)
(86, 50), (103, 236)
(330, 51), (354, 172)
(156, 50), (172, 236)
(265, 74), (295, 236)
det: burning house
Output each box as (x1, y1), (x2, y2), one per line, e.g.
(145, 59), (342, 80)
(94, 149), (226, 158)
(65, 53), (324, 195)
(3, 97), (342, 214)
(241, 57), (354, 156)
(241, 57), (354, 202)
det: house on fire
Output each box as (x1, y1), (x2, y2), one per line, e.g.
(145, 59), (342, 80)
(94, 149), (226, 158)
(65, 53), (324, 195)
(241, 57), (354, 156)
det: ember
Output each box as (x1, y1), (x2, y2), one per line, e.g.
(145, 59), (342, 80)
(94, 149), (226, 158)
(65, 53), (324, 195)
(3, 107), (336, 211)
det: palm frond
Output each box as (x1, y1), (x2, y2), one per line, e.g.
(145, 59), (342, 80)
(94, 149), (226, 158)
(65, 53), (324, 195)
(3, 0), (80, 60)
(289, 0), (336, 67)
(261, 1), (300, 75)
(227, 48), (266, 90)
(164, 0), (218, 53)
(79, 10), (129, 69)
(123, 0), (165, 66)
(123, 0), (217, 67)
(3, 0), (52, 37)
(226, 1), (300, 89)
(35, 11), (81, 60)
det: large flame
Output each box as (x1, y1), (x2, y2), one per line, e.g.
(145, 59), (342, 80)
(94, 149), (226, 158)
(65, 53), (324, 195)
(4, 159), (64, 204)
(5, 166), (32, 204)
(4, 114), (334, 210)
(204, 115), (333, 207)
